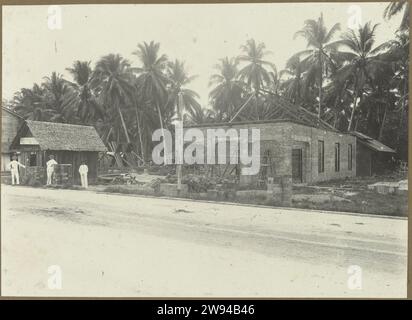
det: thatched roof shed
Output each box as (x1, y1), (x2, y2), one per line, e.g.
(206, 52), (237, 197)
(11, 120), (107, 152)
(10, 120), (107, 185)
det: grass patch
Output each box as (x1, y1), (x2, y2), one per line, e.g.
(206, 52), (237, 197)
(101, 174), (407, 217)
(292, 190), (407, 217)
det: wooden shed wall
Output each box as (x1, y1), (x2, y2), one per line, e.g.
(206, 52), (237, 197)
(19, 149), (99, 184)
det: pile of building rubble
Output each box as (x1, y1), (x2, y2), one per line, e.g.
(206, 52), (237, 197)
(367, 180), (408, 195)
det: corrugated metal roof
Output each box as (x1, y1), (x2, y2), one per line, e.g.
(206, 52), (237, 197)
(351, 131), (395, 153)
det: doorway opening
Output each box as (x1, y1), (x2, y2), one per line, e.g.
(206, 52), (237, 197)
(29, 152), (37, 166)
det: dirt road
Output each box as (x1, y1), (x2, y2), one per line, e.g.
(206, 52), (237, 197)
(1, 185), (407, 297)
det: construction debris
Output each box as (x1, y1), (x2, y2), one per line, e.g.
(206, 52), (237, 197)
(367, 180), (408, 195)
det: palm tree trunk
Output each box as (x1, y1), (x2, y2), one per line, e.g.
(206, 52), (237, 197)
(318, 55), (323, 119)
(117, 105), (131, 144)
(396, 109), (406, 152)
(378, 102), (388, 141)
(347, 86), (359, 132)
(135, 108), (145, 165)
(354, 117), (360, 131)
(318, 79), (322, 119)
(176, 93), (184, 192)
(255, 90), (259, 120)
(396, 78), (408, 149)
(105, 127), (113, 143)
(229, 102), (235, 121)
(366, 104), (373, 131)
(332, 94), (340, 129)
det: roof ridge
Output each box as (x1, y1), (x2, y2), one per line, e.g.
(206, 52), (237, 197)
(12, 120), (107, 152)
(26, 120), (97, 129)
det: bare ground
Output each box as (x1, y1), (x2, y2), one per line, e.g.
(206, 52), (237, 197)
(1, 184), (407, 297)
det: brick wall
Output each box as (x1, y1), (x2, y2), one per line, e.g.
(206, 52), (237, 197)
(289, 123), (356, 183)
(184, 122), (292, 186)
(183, 121), (356, 184)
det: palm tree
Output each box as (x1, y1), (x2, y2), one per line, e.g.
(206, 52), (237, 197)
(64, 61), (103, 123)
(209, 57), (244, 120)
(267, 66), (280, 94)
(323, 75), (351, 130)
(379, 31), (409, 150)
(133, 41), (169, 129)
(364, 65), (396, 141)
(237, 39), (277, 120)
(42, 72), (74, 122)
(279, 55), (306, 104)
(11, 84), (50, 120)
(133, 41), (170, 162)
(383, 31), (409, 114)
(166, 59), (201, 121)
(384, 0), (410, 32)
(183, 104), (216, 125)
(294, 13), (341, 118)
(237, 39), (275, 92)
(335, 22), (387, 131)
(91, 54), (135, 144)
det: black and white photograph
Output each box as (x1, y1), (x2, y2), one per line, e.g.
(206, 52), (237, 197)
(0, 2), (409, 298)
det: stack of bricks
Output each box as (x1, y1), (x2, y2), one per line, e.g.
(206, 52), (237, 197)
(52, 164), (73, 186)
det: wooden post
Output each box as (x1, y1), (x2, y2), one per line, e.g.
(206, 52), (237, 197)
(177, 93), (184, 192)
(156, 102), (168, 166)
(135, 108), (145, 165)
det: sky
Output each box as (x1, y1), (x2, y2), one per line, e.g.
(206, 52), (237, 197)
(2, 2), (403, 106)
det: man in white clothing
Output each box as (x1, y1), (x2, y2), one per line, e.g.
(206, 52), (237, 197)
(46, 155), (58, 185)
(79, 161), (89, 189)
(9, 155), (26, 185)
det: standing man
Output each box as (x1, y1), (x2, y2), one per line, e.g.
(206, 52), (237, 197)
(46, 155), (58, 185)
(9, 155), (26, 185)
(79, 161), (89, 189)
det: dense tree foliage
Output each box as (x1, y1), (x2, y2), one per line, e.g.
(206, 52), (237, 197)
(5, 5), (409, 161)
